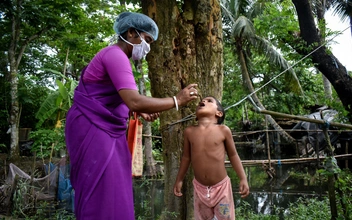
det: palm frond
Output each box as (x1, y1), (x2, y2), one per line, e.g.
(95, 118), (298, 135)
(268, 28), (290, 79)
(253, 36), (303, 94)
(232, 16), (256, 39)
(330, 0), (352, 22)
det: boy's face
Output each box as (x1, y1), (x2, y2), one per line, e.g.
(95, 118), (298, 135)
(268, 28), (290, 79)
(196, 97), (223, 118)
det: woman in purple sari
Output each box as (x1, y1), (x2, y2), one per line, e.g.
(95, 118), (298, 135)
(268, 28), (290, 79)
(65, 12), (198, 220)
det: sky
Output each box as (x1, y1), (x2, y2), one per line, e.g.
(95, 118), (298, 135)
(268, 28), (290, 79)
(325, 10), (352, 71)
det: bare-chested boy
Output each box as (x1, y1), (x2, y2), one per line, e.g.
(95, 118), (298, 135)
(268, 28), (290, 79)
(173, 96), (249, 220)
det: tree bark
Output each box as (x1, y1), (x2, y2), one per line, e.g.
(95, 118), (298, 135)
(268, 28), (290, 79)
(315, 1), (333, 100)
(8, 3), (21, 159)
(142, 1), (223, 219)
(292, 0), (352, 122)
(7, 0), (44, 158)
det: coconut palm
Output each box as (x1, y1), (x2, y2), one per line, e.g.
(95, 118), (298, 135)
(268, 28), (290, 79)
(221, 0), (303, 143)
(328, 0), (352, 36)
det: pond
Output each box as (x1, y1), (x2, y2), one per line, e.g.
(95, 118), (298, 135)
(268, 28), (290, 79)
(133, 163), (327, 219)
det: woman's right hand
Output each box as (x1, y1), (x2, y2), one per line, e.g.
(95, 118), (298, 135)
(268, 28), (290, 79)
(176, 83), (199, 106)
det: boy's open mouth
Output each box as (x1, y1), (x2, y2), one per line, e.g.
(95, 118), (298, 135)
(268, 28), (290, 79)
(199, 102), (205, 107)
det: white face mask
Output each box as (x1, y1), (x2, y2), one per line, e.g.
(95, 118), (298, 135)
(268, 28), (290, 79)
(120, 31), (151, 60)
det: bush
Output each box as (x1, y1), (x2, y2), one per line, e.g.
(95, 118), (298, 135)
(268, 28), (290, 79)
(29, 127), (65, 158)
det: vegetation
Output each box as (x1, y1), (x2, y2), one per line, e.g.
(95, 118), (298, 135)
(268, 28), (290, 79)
(236, 197), (331, 220)
(132, 169), (352, 220)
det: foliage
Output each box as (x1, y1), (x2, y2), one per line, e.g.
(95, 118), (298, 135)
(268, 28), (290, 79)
(0, 0), (128, 156)
(0, 74), (50, 152)
(25, 201), (76, 220)
(134, 178), (176, 220)
(222, 45), (248, 130)
(29, 127), (65, 158)
(35, 69), (77, 128)
(326, 94), (351, 123)
(236, 200), (280, 220)
(290, 167), (352, 219)
(0, 76), (10, 150)
(284, 197), (331, 219)
(329, 0), (352, 24)
(221, 0), (349, 135)
(152, 147), (163, 161)
(254, 0), (301, 55)
(335, 169), (352, 219)
(221, 0), (307, 134)
(228, 166), (268, 188)
(12, 177), (75, 219)
(135, 178), (154, 220)
(236, 197), (331, 220)
(12, 178), (37, 218)
(18, 75), (52, 128)
(0, 143), (7, 154)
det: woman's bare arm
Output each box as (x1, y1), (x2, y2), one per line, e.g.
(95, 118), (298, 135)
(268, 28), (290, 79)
(119, 84), (198, 113)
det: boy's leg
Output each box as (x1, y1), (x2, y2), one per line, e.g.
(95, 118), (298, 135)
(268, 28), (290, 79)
(213, 178), (235, 220)
(193, 179), (215, 220)
(194, 192), (215, 220)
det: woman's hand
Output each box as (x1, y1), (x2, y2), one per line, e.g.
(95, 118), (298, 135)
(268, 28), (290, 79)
(139, 112), (160, 122)
(176, 84), (199, 106)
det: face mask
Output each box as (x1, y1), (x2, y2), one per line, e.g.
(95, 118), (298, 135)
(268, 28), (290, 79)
(120, 31), (151, 60)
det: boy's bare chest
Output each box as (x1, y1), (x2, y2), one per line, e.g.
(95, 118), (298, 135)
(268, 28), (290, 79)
(189, 128), (224, 147)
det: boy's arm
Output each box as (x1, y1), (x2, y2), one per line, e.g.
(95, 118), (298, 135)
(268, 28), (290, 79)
(223, 125), (250, 198)
(173, 128), (192, 197)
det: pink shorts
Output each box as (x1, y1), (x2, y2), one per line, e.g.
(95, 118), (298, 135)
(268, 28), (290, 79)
(193, 176), (235, 220)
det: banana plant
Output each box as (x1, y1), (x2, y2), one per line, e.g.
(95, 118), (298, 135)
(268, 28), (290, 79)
(35, 68), (77, 128)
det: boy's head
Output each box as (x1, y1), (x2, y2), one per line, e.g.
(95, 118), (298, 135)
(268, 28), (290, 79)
(196, 96), (225, 124)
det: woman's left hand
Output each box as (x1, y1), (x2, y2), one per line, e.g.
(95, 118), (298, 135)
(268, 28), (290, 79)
(139, 112), (160, 122)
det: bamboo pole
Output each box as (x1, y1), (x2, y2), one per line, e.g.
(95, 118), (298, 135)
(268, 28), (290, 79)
(265, 116), (271, 169)
(254, 109), (352, 130)
(224, 153), (352, 167)
(346, 142), (349, 168)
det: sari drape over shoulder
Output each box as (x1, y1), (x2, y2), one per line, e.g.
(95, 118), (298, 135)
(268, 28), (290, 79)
(65, 69), (134, 220)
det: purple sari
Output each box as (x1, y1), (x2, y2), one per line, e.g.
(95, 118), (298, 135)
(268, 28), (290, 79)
(65, 68), (134, 220)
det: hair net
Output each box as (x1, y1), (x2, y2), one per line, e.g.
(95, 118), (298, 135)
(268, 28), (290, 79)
(113, 12), (159, 41)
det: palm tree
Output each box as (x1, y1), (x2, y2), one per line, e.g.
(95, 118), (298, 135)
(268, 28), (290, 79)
(328, 0), (352, 36)
(221, 0), (302, 143)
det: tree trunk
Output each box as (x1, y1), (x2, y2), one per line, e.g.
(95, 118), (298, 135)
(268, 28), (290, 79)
(7, 0), (41, 159)
(322, 74), (333, 100)
(292, 0), (352, 122)
(8, 9), (20, 159)
(315, 1), (332, 100)
(9, 67), (20, 158)
(142, 1), (223, 219)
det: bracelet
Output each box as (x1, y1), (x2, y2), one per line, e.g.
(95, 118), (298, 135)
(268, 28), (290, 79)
(172, 96), (179, 111)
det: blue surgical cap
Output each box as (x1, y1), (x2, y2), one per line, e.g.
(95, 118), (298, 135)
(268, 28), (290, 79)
(113, 12), (159, 41)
